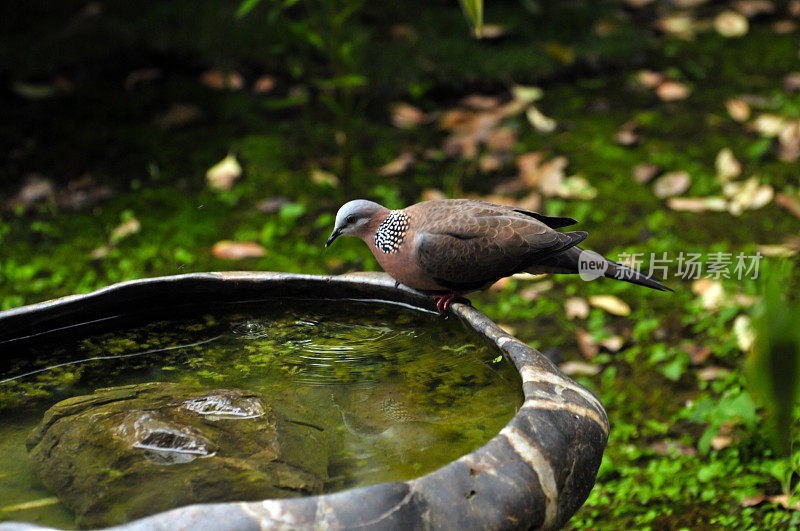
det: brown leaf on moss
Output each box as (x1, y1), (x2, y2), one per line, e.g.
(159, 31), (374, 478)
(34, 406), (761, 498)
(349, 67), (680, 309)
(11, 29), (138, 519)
(379, 152), (416, 176)
(560, 361), (601, 376)
(461, 94), (501, 110)
(686, 343), (713, 365)
(656, 80), (691, 101)
(577, 329), (599, 359)
(653, 171), (691, 198)
(253, 76), (276, 94)
(725, 98), (751, 122)
(589, 295), (632, 316)
(109, 218), (140, 243)
(391, 103), (427, 129)
(201, 70), (244, 91)
(635, 70), (665, 89)
(776, 193), (800, 218)
(565, 297), (590, 320)
(212, 241), (266, 260)
(486, 127), (517, 151)
(614, 121), (641, 147)
(632, 163), (660, 184)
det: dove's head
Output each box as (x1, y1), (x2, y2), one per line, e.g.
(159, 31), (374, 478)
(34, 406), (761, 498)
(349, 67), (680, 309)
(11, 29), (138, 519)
(326, 199), (387, 247)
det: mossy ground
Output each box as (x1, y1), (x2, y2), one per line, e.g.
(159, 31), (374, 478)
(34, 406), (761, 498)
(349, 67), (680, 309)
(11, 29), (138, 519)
(2, 0), (800, 528)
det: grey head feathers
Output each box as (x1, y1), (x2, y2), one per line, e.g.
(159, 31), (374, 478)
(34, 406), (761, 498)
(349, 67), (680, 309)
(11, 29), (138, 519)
(326, 199), (385, 247)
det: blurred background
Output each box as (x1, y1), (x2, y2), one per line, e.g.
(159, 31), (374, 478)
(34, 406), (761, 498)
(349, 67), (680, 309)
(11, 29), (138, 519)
(2, 0), (800, 528)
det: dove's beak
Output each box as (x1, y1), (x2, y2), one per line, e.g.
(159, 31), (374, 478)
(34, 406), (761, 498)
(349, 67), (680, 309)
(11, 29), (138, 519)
(325, 228), (341, 248)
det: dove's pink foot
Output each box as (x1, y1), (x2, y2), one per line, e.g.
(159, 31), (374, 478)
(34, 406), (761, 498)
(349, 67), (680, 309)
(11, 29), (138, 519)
(433, 292), (463, 314)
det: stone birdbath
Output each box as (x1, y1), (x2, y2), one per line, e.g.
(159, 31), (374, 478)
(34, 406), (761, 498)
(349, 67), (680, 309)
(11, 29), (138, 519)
(0, 272), (608, 531)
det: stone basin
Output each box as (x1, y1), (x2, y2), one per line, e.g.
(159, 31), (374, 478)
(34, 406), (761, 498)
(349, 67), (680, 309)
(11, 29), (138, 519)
(0, 272), (609, 530)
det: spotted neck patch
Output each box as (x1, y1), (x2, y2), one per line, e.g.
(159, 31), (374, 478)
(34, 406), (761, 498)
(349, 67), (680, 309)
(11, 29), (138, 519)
(374, 211), (410, 254)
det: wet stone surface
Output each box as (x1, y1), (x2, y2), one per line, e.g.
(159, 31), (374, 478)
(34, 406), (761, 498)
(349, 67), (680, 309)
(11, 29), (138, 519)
(26, 383), (332, 528)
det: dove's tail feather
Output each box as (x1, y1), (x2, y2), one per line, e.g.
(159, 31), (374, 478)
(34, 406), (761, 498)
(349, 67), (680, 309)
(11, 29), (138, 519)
(525, 246), (674, 292)
(603, 260), (673, 292)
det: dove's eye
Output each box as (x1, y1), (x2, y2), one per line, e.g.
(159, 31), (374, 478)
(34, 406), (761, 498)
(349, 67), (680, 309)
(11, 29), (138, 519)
(346, 215), (357, 224)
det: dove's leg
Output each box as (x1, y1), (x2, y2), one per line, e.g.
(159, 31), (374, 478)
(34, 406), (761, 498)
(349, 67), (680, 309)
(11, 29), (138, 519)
(433, 292), (463, 314)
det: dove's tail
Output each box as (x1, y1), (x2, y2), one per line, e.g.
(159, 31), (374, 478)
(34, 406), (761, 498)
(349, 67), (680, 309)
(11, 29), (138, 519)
(603, 259), (673, 292)
(526, 246), (674, 292)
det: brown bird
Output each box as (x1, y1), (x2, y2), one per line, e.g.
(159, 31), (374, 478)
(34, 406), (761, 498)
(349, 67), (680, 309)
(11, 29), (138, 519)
(326, 199), (671, 313)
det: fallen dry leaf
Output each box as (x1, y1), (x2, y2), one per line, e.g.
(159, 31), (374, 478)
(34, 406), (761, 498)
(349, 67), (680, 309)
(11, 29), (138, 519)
(714, 10), (749, 37)
(576, 329), (599, 359)
(632, 163), (660, 184)
(526, 106), (557, 133)
(421, 189), (447, 202)
(123, 68), (160, 90)
(89, 245), (111, 260)
(109, 218), (140, 243)
(555, 175), (598, 200)
(656, 80), (691, 101)
(773, 20), (797, 34)
(391, 103), (427, 129)
(723, 177), (773, 215)
(650, 441), (698, 457)
(735, 0), (775, 16)
(653, 171), (691, 198)
(439, 109), (473, 131)
(155, 103), (201, 129)
(310, 169), (339, 187)
(511, 85), (543, 103)
(758, 242), (800, 257)
(206, 153), (242, 191)
(565, 297), (590, 320)
(560, 360), (601, 376)
(715, 148), (742, 182)
(686, 343), (713, 365)
(656, 15), (696, 39)
(518, 280), (554, 301)
(490, 277), (511, 292)
(253, 76), (276, 94)
(742, 493), (800, 511)
(486, 127), (517, 151)
(479, 153), (506, 173)
(201, 70), (244, 91)
(693, 279), (726, 311)
(600, 335), (625, 352)
(726, 98), (751, 122)
(733, 314), (755, 352)
(615, 121), (641, 146)
(212, 241), (266, 260)
(776, 192), (800, 218)
(784, 72), (800, 92)
(379, 152), (416, 176)
(667, 196), (728, 212)
(741, 495), (767, 508)
(752, 113), (785, 137)
(711, 435), (733, 451)
(256, 197), (291, 214)
(635, 70), (666, 89)
(698, 366), (730, 381)
(461, 94), (501, 110)
(779, 120), (800, 162)
(589, 295), (631, 316)
(476, 24), (507, 40)
(13, 175), (54, 207)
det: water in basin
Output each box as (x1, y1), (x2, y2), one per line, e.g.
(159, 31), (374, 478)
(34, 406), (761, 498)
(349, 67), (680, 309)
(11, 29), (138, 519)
(0, 299), (523, 529)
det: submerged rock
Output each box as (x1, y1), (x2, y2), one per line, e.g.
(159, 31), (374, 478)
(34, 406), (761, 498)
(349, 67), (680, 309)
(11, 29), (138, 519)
(26, 383), (333, 527)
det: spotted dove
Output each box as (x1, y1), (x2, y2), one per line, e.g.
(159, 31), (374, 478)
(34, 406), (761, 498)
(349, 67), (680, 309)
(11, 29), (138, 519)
(326, 199), (671, 312)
